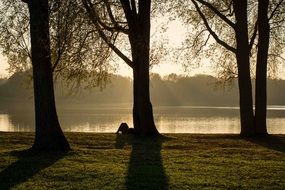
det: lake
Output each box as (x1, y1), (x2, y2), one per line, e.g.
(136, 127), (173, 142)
(1, 106), (285, 134)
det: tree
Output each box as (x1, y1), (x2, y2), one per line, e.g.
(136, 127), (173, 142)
(82, 0), (159, 135)
(177, 0), (285, 136)
(255, 0), (270, 135)
(0, 0), (111, 89)
(255, 0), (284, 135)
(22, 0), (70, 151)
(0, 0), (114, 148)
(189, 0), (255, 135)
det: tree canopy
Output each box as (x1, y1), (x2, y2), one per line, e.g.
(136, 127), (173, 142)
(0, 0), (112, 88)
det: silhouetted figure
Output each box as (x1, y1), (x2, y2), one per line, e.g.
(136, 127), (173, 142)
(116, 123), (135, 134)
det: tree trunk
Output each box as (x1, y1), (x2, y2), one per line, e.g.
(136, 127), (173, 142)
(28, 0), (70, 151)
(132, 57), (159, 136)
(233, 0), (255, 136)
(255, 0), (270, 135)
(130, 0), (159, 136)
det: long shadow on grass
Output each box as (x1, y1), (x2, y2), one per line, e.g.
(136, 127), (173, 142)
(116, 135), (169, 190)
(245, 135), (285, 154)
(0, 149), (66, 190)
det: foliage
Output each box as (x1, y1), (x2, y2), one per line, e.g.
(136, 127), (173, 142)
(170, 0), (285, 81)
(82, 0), (169, 69)
(0, 0), (113, 88)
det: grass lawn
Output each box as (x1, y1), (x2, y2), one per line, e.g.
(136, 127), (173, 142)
(0, 132), (284, 190)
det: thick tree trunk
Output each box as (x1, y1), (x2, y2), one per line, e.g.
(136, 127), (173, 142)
(28, 0), (70, 151)
(130, 0), (159, 136)
(233, 0), (255, 136)
(132, 57), (159, 136)
(255, 0), (270, 135)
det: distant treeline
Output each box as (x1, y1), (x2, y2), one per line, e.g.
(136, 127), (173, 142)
(0, 72), (285, 108)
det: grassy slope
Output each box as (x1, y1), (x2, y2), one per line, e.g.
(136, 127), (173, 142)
(0, 132), (284, 190)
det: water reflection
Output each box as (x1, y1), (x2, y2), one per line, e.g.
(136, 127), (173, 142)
(0, 114), (14, 131)
(0, 106), (285, 134)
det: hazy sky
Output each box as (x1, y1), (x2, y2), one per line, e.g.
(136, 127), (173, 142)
(0, 19), (207, 78)
(115, 20), (214, 77)
(0, 19), (284, 79)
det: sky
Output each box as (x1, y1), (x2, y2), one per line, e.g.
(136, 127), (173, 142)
(106, 19), (215, 78)
(0, 19), (284, 79)
(0, 19), (208, 78)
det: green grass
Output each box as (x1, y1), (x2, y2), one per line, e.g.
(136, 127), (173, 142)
(0, 132), (284, 190)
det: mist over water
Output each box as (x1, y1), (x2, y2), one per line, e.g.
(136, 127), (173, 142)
(1, 106), (285, 134)
(1, 73), (285, 134)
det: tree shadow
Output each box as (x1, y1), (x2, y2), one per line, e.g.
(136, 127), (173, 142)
(0, 149), (66, 190)
(245, 135), (285, 154)
(115, 134), (169, 190)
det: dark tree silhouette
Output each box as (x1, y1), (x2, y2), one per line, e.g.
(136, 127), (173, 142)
(83, 0), (159, 136)
(22, 0), (70, 151)
(190, 0), (255, 136)
(185, 0), (285, 136)
(254, 0), (284, 135)
(232, 0), (255, 135)
(255, 0), (270, 135)
(0, 0), (110, 89)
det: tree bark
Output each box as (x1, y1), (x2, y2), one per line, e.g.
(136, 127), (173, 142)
(28, 0), (70, 151)
(233, 0), (255, 136)
(255, 0), (270, 135)
(129, 0), (159, 136)
(132, 52), (159, 136)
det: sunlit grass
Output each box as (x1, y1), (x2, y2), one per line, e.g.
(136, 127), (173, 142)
(0, 132), (284, 189)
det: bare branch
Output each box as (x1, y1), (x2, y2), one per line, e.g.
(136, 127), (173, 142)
(83, 0), (134, 68)
(120, 0), (136, 29)
(87, 0), (128, 34)
(97, 15), (129, 34)
(195, 33), (210, 57)
(195, 0), (235, 29)
(249, 20), (258, 51)
(268, 0), (284, 21)
(191, 0), (236, 53)
(191, 29), (208, 48)
(104, 0), (128, 34)
(269, 53), (285, 61)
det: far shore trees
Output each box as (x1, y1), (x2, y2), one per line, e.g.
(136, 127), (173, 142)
(82, 0), (159, 135)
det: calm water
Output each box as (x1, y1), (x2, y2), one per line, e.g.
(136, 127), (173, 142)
(1, 106), (285, 134)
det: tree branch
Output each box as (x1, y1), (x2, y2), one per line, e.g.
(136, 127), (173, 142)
(103, 0), (116, 22)
(130, 0), (137, 13)
(100, 0), (129, 34)
(249, 20), (258, 51)
(86, 0), (128, 34)
(195, 33), (210, 57)
(120, 0), (133, 23)
(195, 0), (235, 29)
(268, 0), (284, 21)
(97, 16), (129, 34)
(82, 0), (134, 69)
(191, 0), (236, 53)
(120, 0), (136, 31)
